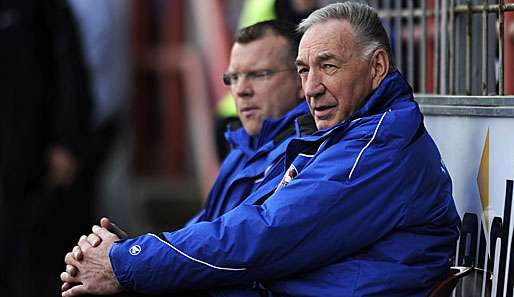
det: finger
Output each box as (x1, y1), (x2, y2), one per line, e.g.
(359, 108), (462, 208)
(77, 235), (87, 245)
(61, 282), (71, 292)
(78, 234), (92, 250)
(92, 225), (118, 241)
(101, 217), (128, 239)
(72, 246), (83, 261)
(60, 271), (77, 283)
(62, 284), (88, 297)
(66, 264), (78, 277)
(100, 217), (110, 228)
(64, 252), (80, 267)
(87, 232), (101, 247)
(101, 217), (127, 238)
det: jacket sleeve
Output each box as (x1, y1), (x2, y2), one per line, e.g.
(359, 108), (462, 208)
(109, 114), (452, 294)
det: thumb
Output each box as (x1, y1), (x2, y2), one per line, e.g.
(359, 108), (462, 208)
(101, 217), (128, 239)
(62, 284), (87, 297)
(92, 225), (118, 241)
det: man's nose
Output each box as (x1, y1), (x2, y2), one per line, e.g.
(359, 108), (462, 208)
(303, 70), (324, 99)
(233, 77), (253, 98)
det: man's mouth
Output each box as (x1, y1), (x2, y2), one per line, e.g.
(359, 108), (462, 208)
(314, 105), (336, 120)
(240, 107), (259, 118)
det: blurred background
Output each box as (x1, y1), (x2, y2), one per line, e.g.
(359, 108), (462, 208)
(0, 0), (513, 296)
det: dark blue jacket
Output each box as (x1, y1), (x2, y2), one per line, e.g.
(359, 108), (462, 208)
(110, 72), (460, 297)
(187, 101), (310, 225)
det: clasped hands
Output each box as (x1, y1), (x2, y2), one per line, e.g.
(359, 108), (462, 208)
(60, 217), (128, 297)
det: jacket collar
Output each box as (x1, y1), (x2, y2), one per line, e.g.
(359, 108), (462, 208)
(351, 71), (413, 118)
(301, 71), (412, 141)
(225, 102), (309, 156)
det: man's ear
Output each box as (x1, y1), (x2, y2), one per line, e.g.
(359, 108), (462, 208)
(370, 48), (389, 90)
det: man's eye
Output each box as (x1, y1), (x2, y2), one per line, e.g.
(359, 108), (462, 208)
(297, 68), (308, 76)
(321, 64), (338, 74)
(252, 71), (269, 78)
(229, 74), (239, 81)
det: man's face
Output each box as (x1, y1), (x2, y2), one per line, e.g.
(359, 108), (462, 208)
(296, 20), (375, 130)
(228, 33), (301, 136)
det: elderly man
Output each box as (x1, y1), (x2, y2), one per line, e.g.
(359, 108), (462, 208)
(62, 3), (460, 297)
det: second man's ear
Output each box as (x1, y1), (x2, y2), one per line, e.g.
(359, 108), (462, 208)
(370, 48), (389, 90)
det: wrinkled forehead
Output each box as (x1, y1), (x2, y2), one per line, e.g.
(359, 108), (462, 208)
(297, 20), (357, 62)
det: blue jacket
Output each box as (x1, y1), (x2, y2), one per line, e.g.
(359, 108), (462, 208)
(110, 72), (460, 296)
(188, 102), (310, 225)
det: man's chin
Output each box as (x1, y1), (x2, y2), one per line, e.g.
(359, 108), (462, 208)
(315, 118), (336, 131)
(242, 122), (261, 136)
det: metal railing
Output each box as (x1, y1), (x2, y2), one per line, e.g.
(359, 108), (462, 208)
(363, 0), (514, 97)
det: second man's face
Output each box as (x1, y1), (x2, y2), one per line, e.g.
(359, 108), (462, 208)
(228, 33), (301, 136)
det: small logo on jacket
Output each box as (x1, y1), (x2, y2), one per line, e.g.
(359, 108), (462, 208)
(274, 164), (298, 193)
(129, 245), (142, 256)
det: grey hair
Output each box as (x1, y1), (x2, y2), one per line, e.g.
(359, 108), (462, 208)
(298, 1), (395, 70)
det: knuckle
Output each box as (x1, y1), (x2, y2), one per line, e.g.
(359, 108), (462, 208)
(78, 235), (87, 243)
(60, 272), (68, 281)
(89, 233), (99, 241)
(78, 239), (90, 250)
(66, 264), (76, 274)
